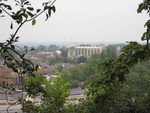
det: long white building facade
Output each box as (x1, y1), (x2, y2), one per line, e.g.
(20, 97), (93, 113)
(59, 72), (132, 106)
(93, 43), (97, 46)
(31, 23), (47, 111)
(68, 45), (106, 58)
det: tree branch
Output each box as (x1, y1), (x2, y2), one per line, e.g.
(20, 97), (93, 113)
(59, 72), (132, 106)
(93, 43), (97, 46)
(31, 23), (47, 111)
(12, 19), (27, 39)
(0, 6), (12, 18)
(26, 0), (56, 22)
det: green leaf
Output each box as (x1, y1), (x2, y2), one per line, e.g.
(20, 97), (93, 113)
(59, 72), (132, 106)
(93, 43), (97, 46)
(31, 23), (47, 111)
(27, 11), (34, 17)
(10, 22), (13, 29)
(137, 3), (148, 13)
(16, 10), (21, 15)
(7, 6), (12, 10)
(144, 20), (150, 27)
(48, 8), (51, 17)
(30, 47), (35, 51)
(44, 6), (49, 10)
(11, 45), (15, 49)
(137, 3), (144, 13)
(11, 15), (19, 20)
(141, 32), (147, 41)
(32, 19), (36, 26)
(52, 6), (56, 13)
(15, 36), (19, 42)
(18, 15), (23, 23)
(4, 4), (12, 10)
(22, 13), (28, 18)
(24, 1), (30, 5)
(35, 65), (39, 70)
(45, 13), (49, 20)
(16, 36), (19, 40)
(36, 9), (41, 13)
(0, 9), (2, 14)
(27, 7), (34, 11)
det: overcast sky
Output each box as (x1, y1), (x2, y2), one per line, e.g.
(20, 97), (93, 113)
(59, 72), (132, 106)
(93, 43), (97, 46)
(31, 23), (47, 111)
(0, 0), (148, 43)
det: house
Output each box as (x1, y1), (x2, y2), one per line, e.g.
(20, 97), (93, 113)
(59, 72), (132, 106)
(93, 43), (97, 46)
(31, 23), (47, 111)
(68, 45), (106, 58)
(0, 66), (20, 87)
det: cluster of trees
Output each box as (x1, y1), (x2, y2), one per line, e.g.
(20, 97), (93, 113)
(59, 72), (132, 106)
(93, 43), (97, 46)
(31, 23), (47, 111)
(35, 45), (59, 52)
(94, 60), (150, 113)
(1, 0), (150, 113)
(62, 44), (119, 88)
(23, 73), (71, 113)
(23, 59), (150, 113)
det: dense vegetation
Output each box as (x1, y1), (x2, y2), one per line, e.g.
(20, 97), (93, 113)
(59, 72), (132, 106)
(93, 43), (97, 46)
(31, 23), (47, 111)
(62, 48), (150, 112)
(62, 44), (120, 88)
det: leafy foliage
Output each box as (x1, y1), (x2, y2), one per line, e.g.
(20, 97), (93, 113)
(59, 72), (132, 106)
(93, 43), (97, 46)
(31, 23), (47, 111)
(23, 74), (71, 113)
(62, 46), (118, 88)
(99, 61), (150, 113)
(63, 97), (96, 113)
(77, 56), (87, 64)
(87, 42), (150, 113)
(137, 0), (150, 45)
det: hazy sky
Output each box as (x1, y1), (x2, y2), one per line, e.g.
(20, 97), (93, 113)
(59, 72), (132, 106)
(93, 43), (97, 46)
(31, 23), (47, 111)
(0, 0), (148, 43)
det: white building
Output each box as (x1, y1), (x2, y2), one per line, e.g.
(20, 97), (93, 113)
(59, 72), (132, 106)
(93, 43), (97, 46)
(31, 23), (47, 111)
(68, 45), (105, 58)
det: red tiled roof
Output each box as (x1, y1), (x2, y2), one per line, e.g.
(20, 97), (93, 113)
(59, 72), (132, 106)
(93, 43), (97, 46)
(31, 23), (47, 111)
(0, 66), (18, 77)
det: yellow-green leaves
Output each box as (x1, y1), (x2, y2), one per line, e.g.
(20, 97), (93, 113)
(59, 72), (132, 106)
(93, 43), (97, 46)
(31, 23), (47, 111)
(32, 19), (36, 26)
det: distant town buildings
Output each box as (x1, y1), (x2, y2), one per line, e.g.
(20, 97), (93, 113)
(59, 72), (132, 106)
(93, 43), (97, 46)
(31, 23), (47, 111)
(36, 50), (61, 58)
(68, 45), (106, 58)
(0, 66), (21, 87)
